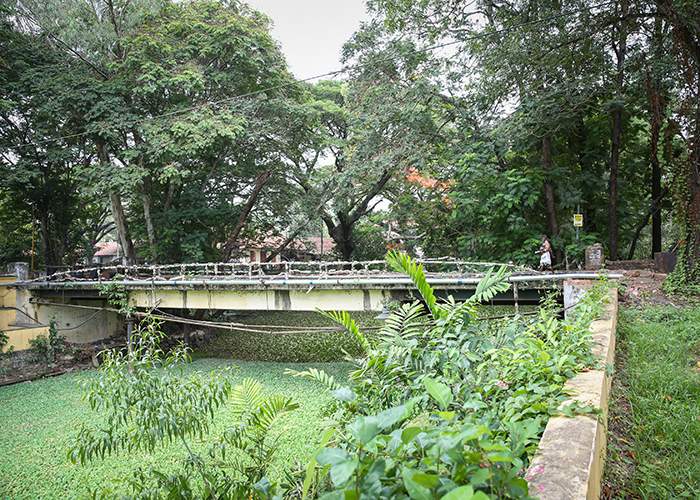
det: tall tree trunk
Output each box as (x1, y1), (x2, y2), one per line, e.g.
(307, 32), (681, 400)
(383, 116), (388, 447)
(627, 187), (668, 259)
(38, 213), (52, 272)
(221, 170), (272, 260)
(141, 190), (157, 262)
(96, 140), (136, 265)
(109, 191), (136, 265)
(655, 0), (700, 276)
(687, 103), (700, 271)
(647, 74), (665, 256)
(322, 214), (355, 261)
(542, 136), (559, 239)
(608, 0), (628, 261)
(132, 130), (157, 262)
(333, 221), (355, 261)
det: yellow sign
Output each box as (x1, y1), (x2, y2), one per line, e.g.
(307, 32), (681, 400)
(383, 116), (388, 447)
(573, 213), (583, 227)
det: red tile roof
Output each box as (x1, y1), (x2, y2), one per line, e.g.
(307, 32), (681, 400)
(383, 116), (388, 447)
(94, 241), (119, 256)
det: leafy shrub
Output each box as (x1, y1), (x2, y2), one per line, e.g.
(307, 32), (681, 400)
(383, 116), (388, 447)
(29, 319), (66, 364)
(70, 317), (299, 498)
(291, 251), (608, 498)
(0, 330), (13, 375)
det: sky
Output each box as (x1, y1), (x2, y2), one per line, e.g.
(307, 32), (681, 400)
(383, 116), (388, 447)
(246, 0), (370, 78)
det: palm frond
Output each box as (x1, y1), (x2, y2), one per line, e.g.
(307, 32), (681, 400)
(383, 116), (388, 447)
(230, 378), (264, 420)
(379, 302), (427, 343)
(250, 395), (299, 433)
(284, 367), (341, 391)
(386, 251), (442, 319)
(318, 309), (370, 353)
(469, 265), (511, 303)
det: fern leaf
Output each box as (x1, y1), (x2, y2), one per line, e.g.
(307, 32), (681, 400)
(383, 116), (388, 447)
(469, 265), (511, 304)
(379, 302), (427, 342)
(318, 310), (370, 353)
(284, 367), (341, 391)
(251, 395), (299, 433)
(386, 251), (442, 319)
(230, 378), (264, 420)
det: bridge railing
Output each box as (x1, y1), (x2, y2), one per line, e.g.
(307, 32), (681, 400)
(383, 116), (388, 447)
(22, 259), (539, 283)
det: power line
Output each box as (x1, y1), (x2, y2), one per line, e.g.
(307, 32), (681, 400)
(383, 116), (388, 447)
(10, 0), (616, 151)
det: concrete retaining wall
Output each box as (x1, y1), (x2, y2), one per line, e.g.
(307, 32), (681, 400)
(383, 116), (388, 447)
(526, 285), (618, 499)
(2, 278), (117, 351)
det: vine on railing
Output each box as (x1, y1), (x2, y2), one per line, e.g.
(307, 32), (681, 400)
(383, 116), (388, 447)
(24, 259), (539, 284)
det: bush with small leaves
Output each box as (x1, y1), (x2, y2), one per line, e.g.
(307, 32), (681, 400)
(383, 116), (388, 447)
(69, 316), (299, 499)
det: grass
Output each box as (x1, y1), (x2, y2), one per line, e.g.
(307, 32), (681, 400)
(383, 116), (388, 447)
(604, 305), (700, 498)
(0, 359), (350, 500)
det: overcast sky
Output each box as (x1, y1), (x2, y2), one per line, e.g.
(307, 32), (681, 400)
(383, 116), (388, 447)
(247, 0), (370, 78)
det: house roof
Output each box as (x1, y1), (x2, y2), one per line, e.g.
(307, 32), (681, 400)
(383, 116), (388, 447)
(242, 235), (335, 255)
(302, 236), (335, 255)
(94, 241), (119, 257)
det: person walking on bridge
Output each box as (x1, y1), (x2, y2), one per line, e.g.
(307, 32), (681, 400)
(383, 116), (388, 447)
(537, 235), (553, 271)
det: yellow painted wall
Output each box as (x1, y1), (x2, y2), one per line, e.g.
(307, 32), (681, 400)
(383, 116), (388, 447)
(129, 287), (392, 311)
(0, 276), (17, 331)
(3, 326), (49, 351)
(1, 280), (118, 351)
(1, 277), (49, 352)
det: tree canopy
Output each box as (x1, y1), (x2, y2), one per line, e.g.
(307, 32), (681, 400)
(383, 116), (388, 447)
(1, 0), (698, 288)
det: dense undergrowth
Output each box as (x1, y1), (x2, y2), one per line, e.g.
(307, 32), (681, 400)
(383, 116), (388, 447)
(604, 306), (700, 498)
(291, 252), (609, 498)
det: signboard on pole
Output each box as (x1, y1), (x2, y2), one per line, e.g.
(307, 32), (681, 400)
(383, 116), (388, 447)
(573, 213), (583, 227)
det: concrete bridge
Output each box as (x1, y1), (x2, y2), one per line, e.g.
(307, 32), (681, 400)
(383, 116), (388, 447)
(1, 260), (620, 351)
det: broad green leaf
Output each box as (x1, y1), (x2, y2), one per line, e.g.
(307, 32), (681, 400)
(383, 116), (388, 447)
(376, 404), (409, 430)
(349, 416), (380, 445)
(423, 377), (453, 410)
(401, 426), (423, 444)
(442, 485), (491, 499)
(401, 467), (433, 500)
(317, 447), (350, 466)
(330, 459), (358, 487)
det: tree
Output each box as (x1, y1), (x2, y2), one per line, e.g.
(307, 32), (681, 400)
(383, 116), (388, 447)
(0, 10), (109, 270)
(655, 0), (700, 286)
(273, 25), (451, 260)
(13, 0), (296, 264)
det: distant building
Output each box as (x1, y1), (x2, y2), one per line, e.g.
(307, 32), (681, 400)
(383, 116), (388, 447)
(237, 235), (336, 263)
(92, 241), (120, 265)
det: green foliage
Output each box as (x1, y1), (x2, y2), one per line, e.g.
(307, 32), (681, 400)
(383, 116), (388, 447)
(0, 330), (9, 353)
(29, 319), (66, 364)
(300, 252), (609, 498)
(196, 311), (381, 362)
(318, 310), (370, 354)
(69, 317), (304, 498)
(386, 250), (440, 318)
(98, 278), (133, 315)
(605, 306), (700, 497)
(0, 360), (349, 499)
(0, 330), (13, 375)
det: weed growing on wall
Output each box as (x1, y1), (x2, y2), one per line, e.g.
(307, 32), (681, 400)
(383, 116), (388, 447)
(290, 251), (608, 498)
(29, 319), (66, 364)
(0, 330), (12, 374)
